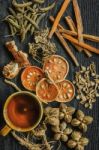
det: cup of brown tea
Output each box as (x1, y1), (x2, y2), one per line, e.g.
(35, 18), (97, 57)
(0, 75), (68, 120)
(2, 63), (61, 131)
(0, 91), (43, 136)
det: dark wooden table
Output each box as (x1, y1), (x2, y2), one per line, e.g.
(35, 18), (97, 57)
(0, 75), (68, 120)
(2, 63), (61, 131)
(0, 0), (99, 149)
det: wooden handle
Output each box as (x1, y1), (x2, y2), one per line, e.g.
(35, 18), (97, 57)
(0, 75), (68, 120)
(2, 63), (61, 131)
(0, 125), (11, 136)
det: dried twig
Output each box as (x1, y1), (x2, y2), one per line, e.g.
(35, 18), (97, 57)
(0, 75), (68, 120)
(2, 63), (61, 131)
(48, 0), (71, 39)
(4, 79), (21, 91)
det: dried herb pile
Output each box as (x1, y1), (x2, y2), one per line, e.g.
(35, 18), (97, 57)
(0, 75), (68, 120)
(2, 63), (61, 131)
(4, 0), (55, 41)
(29, 28), (57, 62)
(73, 63), (99, 109)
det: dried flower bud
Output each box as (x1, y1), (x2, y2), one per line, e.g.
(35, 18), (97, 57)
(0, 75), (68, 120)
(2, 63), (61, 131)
(61, 134), (68, 142)
(64, 128), (72, 135)
(79, 137), (89, 146)
(71, 119), (81, 126)
(79, 123), (87, 132)
(71, 131), (82, 141)
(83, 116), (93, 125)
(60, 122), (67, 131)
(54, 133), (61, 140)
(67, 140), (77, 148)
(76, 110), (85, 121)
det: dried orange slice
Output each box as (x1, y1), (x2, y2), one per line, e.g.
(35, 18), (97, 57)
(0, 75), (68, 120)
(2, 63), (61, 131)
(43, 55), (69, 83)
(21, 66), (45, 91)
(56, 80), (75, 102)
(36, 78), (58, 102)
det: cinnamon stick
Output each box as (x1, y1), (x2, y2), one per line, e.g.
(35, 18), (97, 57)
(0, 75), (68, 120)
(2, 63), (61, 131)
(65, 16), (82, 52)
(48, 0), (71, 39)
(50, 16), (99, 43)
(62, 33), (99, 54)
(72, 0), (92, 57)
(55, 30), (79, 66)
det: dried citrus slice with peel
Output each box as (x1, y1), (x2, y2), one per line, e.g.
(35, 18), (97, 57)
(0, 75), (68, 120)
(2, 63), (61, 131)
(56, 80), (75, 102)
(36, 78), (58, 103)
(43, 55), (69, 83)
(21, 66), (45, 91)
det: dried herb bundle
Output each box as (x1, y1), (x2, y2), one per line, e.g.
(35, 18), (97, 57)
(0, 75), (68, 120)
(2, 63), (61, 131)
(4, 0), (55, 41)
(73, 63), (99, 109)
(29, 28), (57, 62)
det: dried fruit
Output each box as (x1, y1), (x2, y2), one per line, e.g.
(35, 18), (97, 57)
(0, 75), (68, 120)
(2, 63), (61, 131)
(71, 110), (93, 132)
(43, 55), (69, 83)
(60, 103), (75, 123)
(67, 131), (89, 150)
(56, 80), (75, 102)
(36, 78), (58, 102)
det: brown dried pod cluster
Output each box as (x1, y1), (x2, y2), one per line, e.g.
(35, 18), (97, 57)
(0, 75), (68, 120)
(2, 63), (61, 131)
(67, 131), (89, 150)
(73, 63), (99, 109)
(71, 110), (93, 132)
(59, 103), (75, 123)
(44, 103), (93, 149)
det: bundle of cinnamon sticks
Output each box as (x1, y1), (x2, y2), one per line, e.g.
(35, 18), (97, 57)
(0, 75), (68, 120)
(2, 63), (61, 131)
(48, 0), (99, 66)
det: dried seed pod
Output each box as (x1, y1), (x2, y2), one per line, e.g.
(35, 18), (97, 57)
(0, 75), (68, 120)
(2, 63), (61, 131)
(60, 122), (67, 131)
(47, 117), (60, 126)
(54, 133), (61, 141)
(71, 131), (82, 141)
(61, 134), (68, 142)
(64, 128), (72, 135)
(51, 126), (60, 133)
(75, 145), (84, 150)
(67, 140), (77, 148)
(59, 112), (65, 120)
(64, 114), (72, 123)
(83, 116), (93, 125)
(76, 110), (85, 121)
(79, 123), (88, 132)
(71, 118), (81, 126)
(79, 137), (89, 146)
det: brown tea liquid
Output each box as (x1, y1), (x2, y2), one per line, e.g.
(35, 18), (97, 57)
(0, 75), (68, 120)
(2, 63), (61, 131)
(7, 94), (40, 128)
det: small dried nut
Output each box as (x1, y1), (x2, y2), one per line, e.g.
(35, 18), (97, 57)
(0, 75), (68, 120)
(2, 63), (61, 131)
(51, 126), (60, 133)
(59, 112), (65, 120)
(71, 119), (81, 126)
(71, 131), (82, 141)
(79, 123), (88, 132)
(79, 137), (89, 146)
(64, 128), (72, 135)
(60, 122), (67, 131)
(54, 133), (61, 140)
(61, 134), (68, 142)
(76, 110), (85, 121)
(83, 116), (93, 125)
(67, 140), (77, 148)
(44, 107), (51, 115)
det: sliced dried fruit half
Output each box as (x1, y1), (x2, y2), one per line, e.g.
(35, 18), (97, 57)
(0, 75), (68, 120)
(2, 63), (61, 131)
(43, 55), (69, 83)
(56, 80), (75, 102)
(36, 78), (58, 103)
(21, 66), (45, 91)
